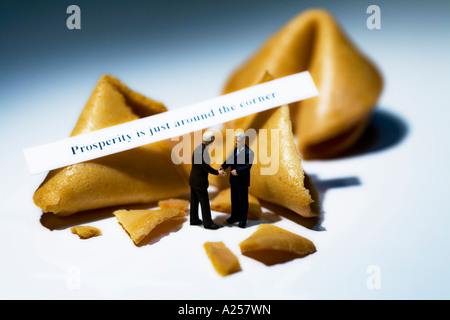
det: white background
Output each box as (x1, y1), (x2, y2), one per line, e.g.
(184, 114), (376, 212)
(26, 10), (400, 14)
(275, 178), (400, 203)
(1, 0), (449, 299)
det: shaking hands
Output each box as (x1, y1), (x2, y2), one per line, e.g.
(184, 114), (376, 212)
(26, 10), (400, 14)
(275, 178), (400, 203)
(218, 167), (237, 177)
(218, 167), (227, 177)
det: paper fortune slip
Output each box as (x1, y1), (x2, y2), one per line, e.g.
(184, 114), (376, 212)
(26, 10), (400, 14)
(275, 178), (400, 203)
(23, 71), (318, 175)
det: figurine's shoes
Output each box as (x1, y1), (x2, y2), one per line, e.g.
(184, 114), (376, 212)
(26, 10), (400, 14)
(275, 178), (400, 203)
(190, 219), (203, 226)
(226, 217), (239, 224)
(204, 223), (222, 230)
(237, 221), (247, 228)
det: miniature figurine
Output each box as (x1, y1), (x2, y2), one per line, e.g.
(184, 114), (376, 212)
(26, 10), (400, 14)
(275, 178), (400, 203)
(219, 132), (254, 228)
(189, 131), (225, 230)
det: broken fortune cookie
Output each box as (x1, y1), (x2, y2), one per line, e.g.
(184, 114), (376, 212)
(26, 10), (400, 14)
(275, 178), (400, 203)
(33, 75), (190, 216)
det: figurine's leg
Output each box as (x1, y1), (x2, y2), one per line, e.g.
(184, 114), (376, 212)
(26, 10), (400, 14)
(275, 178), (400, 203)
(197, 188), (213, 226)
(237, 187), (248, 228)
(189, 187), (202, 225)
(197, 188), (221, 230)
(228, 186), (240, 223)
(240, 187), (249, 222)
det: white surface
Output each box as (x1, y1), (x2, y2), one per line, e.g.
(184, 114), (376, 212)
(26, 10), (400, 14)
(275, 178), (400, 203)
(1, 0), (449, 299)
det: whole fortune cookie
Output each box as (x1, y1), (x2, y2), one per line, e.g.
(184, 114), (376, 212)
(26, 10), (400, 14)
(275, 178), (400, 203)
(223, 9), (383, 159)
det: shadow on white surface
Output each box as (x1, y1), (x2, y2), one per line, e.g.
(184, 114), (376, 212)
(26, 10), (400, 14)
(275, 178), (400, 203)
(336, 108), (409, 159)
(39, 201), (159, 231)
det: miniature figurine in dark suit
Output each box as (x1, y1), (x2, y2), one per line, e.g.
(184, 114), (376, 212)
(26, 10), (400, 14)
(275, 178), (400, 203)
(219, 132), (254, 228)
(189, 131), (225, 230)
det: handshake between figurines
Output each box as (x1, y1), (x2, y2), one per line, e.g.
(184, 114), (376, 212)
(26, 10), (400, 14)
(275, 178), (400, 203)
(219, 167), (238, 177)
(218, 167), (226, 177)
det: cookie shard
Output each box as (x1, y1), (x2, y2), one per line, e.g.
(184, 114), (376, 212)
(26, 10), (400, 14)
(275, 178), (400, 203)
(33, 75), (189, 216)
(223, 9), (383, 159)
(70, 226), (102, 239)
(114, 208), (185, 245)
(210, 188), (263, 220)
(239, 224), (316, 265)
(203, 241), (241, 277)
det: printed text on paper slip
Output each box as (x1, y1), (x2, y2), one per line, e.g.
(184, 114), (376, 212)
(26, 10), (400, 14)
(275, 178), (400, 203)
(23, 71), (319, 175)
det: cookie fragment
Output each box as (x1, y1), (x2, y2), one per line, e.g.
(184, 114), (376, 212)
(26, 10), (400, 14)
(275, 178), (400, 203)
(204, 241), (241, 276)
(114, 208), (185, 245)
(239, 224), (316, 265)
(70, 226), (102, 239)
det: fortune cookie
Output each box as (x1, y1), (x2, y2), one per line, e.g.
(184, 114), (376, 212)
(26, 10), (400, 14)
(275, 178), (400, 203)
(33, 75), (190, 216)
(223, 9), (383, 159)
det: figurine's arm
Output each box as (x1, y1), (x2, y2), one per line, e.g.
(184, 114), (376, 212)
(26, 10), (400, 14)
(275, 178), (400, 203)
(220, 151), (235, 170)
(203, 161), (219, 175)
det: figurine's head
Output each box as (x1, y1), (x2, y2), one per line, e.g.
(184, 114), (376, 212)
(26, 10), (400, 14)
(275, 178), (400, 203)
(235, 132), (246, 148)
(202, 131), (215, 145)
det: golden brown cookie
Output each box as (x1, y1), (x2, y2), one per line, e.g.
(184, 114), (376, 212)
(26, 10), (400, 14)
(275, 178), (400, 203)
(158, 198), (190, 212)
(223, 9), (383, 159)
(114, 208), (185, 245)
(239, 224), (316, 265)
(204, 241), (241, 276)
(70, 226), (102, 239)
(33, 75), (189, 216)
